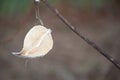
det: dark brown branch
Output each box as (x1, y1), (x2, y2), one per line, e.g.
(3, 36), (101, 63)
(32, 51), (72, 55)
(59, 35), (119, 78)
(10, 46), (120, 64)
(41, 0), (120, 70)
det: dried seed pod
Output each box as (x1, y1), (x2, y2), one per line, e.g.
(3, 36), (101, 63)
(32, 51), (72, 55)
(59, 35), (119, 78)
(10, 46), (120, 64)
(12, 25), (53, 58)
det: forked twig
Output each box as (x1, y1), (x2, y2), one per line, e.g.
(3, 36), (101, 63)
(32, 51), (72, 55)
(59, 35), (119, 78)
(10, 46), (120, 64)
(41, 0), (120, 70)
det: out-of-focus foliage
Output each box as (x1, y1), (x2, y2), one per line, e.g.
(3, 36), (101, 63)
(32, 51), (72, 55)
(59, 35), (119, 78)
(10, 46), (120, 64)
(70, 0), (113, 9)
(48, 0), (60, 5)
(71, 0), (90, 8)
(0, 0), (115, 17)
(0, 0), (32, 16)
(92, 0), (107, 9)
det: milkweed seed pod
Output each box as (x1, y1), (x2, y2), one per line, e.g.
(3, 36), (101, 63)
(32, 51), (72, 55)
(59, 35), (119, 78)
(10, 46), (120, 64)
(12, 25), (53, 58)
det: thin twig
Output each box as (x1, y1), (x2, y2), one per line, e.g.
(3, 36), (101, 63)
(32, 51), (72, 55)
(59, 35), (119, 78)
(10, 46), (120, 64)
(41, 0), (120, 70)
(34, 0), (44, 26)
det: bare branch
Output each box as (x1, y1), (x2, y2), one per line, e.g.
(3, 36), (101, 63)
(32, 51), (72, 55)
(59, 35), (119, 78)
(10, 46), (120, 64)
(41, 0), (120, 70)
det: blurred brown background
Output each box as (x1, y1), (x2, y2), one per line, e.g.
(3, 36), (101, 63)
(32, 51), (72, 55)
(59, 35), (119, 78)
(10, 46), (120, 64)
(0, 0), (120, 80)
